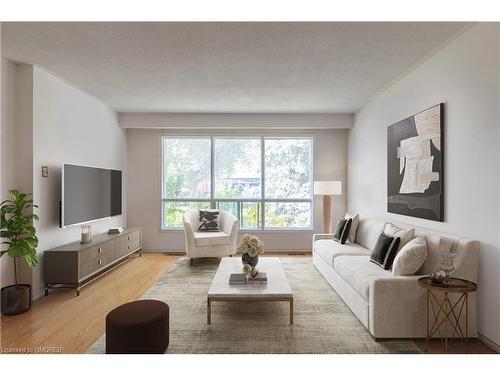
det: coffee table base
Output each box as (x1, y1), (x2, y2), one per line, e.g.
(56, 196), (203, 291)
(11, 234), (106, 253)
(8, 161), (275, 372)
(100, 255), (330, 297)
(207, 297), (294, 325)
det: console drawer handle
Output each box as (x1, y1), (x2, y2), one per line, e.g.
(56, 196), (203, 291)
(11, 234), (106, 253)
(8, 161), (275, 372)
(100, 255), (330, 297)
(128, 236), (131, 240)
(127, 245), (130, 250)
(98, 248), (102, 253)
(98, 259), (102, 265)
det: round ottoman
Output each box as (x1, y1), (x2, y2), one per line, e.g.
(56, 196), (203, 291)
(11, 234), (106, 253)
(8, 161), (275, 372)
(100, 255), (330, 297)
(106, 299), (169, 354)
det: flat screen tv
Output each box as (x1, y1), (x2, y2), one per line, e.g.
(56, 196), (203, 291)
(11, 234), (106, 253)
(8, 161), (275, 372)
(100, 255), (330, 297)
(61, 164), (122, 227)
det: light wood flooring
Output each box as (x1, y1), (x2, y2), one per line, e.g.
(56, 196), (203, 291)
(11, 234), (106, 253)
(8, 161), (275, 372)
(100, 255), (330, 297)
(0, 252), (496, 354)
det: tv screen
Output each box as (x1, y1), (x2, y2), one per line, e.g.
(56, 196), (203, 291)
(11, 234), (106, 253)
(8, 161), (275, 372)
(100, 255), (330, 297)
(62, 164), (122, 227)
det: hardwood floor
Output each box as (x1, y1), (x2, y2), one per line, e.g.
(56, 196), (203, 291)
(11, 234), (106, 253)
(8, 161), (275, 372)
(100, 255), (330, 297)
(0, 252), (496, 354)
(1, 253), (180, 354)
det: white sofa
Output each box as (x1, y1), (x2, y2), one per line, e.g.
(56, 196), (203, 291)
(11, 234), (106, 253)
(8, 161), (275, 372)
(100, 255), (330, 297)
(312, 216), (480, 338)
(183, 209), (239, 264)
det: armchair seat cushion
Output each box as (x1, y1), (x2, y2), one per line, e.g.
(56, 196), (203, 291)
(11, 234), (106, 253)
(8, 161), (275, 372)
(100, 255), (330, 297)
(194, 231), (231, 247)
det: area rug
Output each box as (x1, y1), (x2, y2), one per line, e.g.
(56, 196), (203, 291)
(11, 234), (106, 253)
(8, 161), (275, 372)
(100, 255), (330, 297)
(88, 257), (421, 354)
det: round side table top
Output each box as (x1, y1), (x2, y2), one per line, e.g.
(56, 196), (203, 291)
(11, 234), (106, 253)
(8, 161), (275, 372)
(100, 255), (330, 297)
(417, 276), (477, 293)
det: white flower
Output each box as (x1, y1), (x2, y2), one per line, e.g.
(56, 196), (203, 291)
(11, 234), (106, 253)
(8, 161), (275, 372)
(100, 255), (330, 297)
(241, 234), (251, 245)
(249, 237), (259, 247)
(243, 264), (252, 274)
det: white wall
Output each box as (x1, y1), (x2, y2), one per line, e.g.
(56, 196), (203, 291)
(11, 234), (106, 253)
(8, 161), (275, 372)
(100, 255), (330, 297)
(29, 66), (127, 299)
(127, 128), (348, 251)
(1, 59), (34, 287)
(348, 23), (500, 346)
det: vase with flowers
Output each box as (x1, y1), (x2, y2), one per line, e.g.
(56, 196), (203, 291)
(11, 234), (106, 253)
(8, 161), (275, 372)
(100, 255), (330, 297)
(238, 234), (264, 277)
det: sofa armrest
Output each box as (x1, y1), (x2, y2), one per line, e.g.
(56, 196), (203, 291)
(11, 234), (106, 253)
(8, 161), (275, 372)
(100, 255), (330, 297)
(369, 276), (427, 338)
(313, 234), (334, 242)
(452, 239), (480, 283)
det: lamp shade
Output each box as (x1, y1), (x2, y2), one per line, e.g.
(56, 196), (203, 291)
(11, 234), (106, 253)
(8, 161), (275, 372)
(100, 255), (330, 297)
(314, 180), (342, 195)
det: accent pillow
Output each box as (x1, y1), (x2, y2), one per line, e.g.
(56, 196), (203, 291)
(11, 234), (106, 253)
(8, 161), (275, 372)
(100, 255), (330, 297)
(369, 232), (401, 270)
(198, 210), (221, 232)
(383, 223), (415, 251)
(332, 217), (352, 245)
(344, 212), (359, 243)
(392, 237), (428, 276)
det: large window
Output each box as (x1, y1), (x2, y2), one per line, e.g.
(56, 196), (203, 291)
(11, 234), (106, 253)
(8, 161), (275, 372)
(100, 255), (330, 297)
(161, 136), (313, 230)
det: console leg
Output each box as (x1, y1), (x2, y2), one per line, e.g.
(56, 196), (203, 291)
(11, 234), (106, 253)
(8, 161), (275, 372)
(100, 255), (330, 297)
(76, 287), (81, 297)
(190, 258), (194, 266)
(45, 285), (49, 296)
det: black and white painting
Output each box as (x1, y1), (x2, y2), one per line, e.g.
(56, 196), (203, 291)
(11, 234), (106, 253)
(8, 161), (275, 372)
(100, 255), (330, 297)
(387, 103), (444, 221)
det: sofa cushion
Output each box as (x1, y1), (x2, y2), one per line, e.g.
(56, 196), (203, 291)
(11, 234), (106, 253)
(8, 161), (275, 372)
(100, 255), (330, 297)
(314, 240), (371, 267)
(194, 231), (230, 247)
(334, 255), (391, 301)
(355, 217), (386, 250)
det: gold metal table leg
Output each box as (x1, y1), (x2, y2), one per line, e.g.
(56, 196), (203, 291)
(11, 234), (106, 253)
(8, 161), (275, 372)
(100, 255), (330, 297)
(426, 289), (430, 352)
(465, 293), (469, 352)
(444, 292), (448, 353)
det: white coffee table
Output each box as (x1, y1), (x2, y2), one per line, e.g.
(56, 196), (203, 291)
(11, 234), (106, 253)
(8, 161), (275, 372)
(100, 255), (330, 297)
(207, 257), (294, 324)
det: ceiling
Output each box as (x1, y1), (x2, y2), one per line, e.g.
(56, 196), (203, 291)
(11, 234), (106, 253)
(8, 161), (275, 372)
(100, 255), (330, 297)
(1, 22), (469, 113)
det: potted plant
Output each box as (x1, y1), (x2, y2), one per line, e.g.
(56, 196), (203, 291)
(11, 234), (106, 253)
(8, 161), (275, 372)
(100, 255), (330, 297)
(1, 190), (39, 315)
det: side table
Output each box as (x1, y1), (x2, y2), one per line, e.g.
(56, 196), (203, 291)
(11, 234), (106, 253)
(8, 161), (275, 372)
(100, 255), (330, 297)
(417, 276), (477, 352)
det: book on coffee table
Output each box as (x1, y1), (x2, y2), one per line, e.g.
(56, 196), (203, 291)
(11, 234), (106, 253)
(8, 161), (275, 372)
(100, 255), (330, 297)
(229, 273), (247, 285)
(247, 272), (267, 284)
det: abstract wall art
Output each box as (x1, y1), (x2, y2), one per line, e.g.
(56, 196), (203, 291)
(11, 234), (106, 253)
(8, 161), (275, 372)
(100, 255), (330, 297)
(387, 103), (444, 221)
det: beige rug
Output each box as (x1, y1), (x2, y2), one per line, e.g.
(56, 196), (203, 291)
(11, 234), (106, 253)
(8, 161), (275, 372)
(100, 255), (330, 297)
(88, 257), (421, 354)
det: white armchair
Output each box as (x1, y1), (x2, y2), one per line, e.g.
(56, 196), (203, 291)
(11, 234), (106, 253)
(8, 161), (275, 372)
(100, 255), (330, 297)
(183, 209), (239, 265)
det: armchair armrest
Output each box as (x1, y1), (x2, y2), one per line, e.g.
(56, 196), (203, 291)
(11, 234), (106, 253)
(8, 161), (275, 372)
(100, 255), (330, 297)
(221, 211), (239, 240)
(183, 214), (196, 242)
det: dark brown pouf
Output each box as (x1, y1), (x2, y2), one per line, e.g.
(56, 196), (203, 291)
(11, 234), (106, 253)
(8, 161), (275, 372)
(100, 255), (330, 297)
(106, 299), (169, 354)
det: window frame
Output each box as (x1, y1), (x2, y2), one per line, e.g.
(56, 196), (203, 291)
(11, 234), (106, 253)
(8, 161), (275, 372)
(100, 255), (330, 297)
(160, 135), (314, 232)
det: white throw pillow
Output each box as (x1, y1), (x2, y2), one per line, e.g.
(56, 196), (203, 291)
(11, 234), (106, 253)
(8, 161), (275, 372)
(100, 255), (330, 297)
(344, 212), (359, 243)
(392, 236), (428, 276)
(384, 223), (415, 250)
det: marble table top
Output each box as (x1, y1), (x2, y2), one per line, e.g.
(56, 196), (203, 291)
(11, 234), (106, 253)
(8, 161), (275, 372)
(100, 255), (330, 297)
(208, 257), (293, 299)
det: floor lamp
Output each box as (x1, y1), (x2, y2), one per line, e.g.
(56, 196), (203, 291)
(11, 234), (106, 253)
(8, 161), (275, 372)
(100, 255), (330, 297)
(314, 181), (342, 233)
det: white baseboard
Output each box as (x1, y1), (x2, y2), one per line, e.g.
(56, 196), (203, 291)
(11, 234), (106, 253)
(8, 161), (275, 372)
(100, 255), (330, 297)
(142, 249), (311, 254)
(479, 333), (500, 353)
(143, 249), (186, 254)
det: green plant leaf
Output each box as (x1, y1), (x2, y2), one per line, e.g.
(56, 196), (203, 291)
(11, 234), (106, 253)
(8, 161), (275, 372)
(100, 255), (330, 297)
(1, 190), (39, 269)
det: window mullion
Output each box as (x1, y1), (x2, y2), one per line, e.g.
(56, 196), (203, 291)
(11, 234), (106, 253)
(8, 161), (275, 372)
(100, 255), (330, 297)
(261, 137), (265, 230)
(210, 136), (215, 209)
